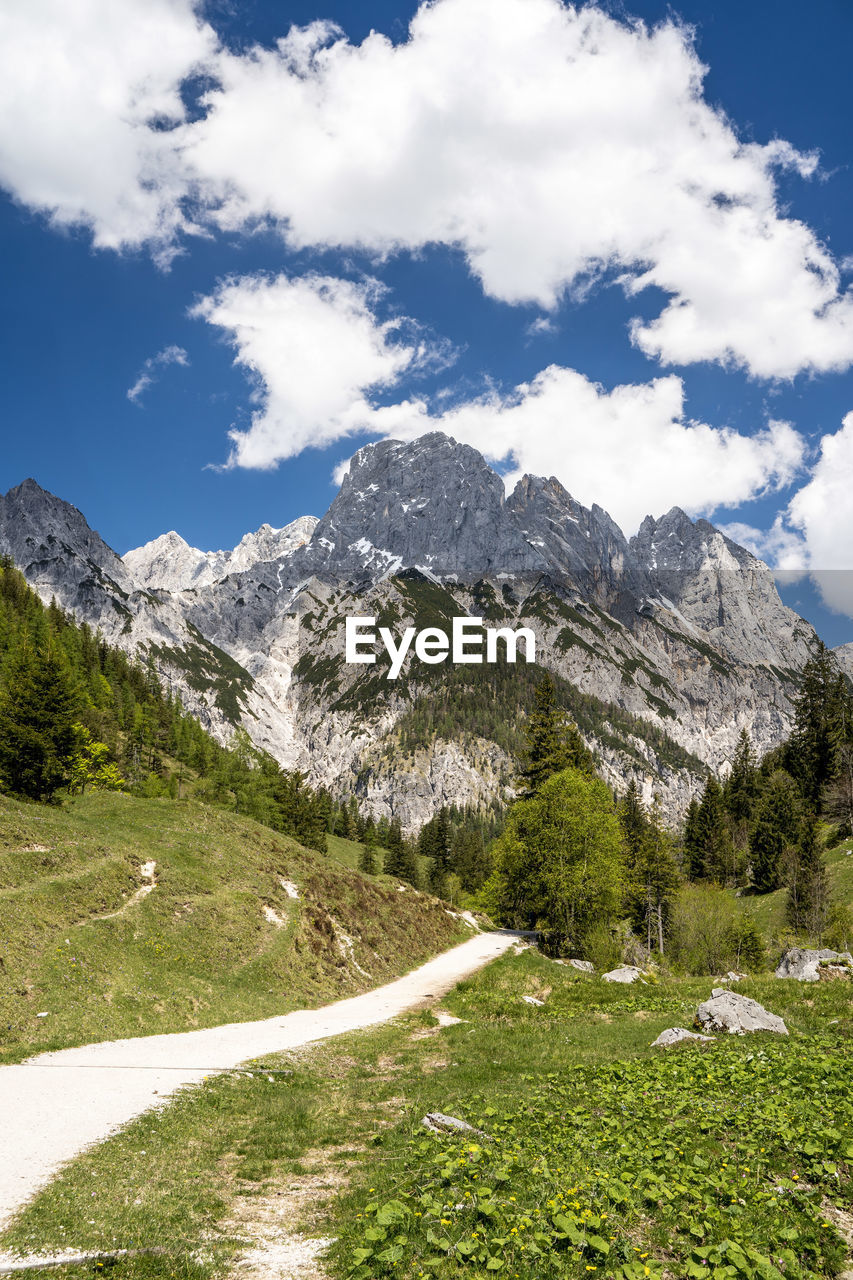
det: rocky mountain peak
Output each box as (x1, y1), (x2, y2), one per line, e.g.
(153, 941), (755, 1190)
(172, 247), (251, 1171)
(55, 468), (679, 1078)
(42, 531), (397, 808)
(304, 432), (539, 579)
(123, 515), (319, 592)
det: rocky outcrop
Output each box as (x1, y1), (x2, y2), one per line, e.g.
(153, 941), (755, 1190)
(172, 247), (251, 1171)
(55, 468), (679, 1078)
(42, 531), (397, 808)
(696, 990), (788, 1036)
(775, 947), (853, 982)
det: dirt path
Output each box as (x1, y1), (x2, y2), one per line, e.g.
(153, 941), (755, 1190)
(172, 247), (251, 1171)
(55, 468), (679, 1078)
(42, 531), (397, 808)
(0, 929), (523, 1232)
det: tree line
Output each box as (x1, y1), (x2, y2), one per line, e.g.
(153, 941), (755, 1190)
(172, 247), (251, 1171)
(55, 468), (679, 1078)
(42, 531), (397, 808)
(480, 652), (852, 969)
(683, 640), (852, 938)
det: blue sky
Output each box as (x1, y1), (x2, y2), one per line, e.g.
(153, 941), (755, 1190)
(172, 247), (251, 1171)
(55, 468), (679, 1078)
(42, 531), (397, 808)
(1, 0), (852, 641)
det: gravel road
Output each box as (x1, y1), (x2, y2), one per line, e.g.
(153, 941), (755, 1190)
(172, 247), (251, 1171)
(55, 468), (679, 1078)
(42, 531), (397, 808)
(0, 929), (523, 1231)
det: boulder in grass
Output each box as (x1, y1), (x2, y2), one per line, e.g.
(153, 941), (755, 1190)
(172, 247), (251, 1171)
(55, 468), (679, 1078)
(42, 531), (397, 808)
(522, 995), (545, 1006)
(652, 1027), (714, 1048)
(567, 959), (595, 973)
(421, 1112), (490, 1139)
(775, 947), (853, 983)
(696, 989), (788, 1036)
(602, 965), (644, 984)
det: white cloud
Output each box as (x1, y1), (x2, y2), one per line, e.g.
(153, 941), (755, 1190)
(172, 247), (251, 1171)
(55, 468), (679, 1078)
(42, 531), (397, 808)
(196, 270), (806, 532)
(785, 412), (853, 615)
(127, 344), (189, 403)
(718, 413), (853, 618)
(0, 0), (215, 257)
(423, 370), (805, 533)
(175, 0), (853, 376)
(526, 317), (557, 339)
(191, 274), (442, 468)
(2, 0), (852, 376)
(717, 519), (808, 574)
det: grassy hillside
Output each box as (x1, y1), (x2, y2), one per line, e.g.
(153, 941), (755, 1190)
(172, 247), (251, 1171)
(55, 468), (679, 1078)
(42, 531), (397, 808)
(0, 791), (472, 1063)
(734, 835), (853, 946)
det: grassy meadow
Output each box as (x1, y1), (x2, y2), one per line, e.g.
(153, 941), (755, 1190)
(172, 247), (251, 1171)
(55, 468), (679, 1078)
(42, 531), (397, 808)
(1, 949), (850, 1280)
(0, 790), (469, 1063)
(732, 836), (853, 946)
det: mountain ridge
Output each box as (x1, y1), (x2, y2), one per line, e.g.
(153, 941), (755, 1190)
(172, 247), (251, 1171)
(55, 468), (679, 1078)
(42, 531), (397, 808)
(0, 434), (839, 829)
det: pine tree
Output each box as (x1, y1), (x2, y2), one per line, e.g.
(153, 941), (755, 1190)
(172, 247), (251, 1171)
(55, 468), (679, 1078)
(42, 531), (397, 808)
(634, 796), (681, 954)
(618, 779), (647, 870)
(519, 674), (594, 796)
(0, 639), (78, 800)
(725, 730), (759, 823)
(682, 796), (704, 880)
(785, 640), (850, 806)
(452, 826), (491, 892)
(749, 769), (801, 892)
(693, 777), (732, 882)
(383, 818), (406, 876)
(420, 809), (452, 895)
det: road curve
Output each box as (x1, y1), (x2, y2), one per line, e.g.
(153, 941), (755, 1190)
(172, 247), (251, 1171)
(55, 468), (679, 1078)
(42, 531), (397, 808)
(0, 929), (523, 1231)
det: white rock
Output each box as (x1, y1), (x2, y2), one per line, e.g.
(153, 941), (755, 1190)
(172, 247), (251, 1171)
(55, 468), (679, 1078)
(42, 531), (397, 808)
(521, 995), (545, 1006)
(696, 990), (788, 1036)
(421, 1112), (487, 1138)
(434, 1011), (465, 1027)
(775, 947), (853, 983)
(602, 965), (644, 984)
(652, 1026), (714, 1048)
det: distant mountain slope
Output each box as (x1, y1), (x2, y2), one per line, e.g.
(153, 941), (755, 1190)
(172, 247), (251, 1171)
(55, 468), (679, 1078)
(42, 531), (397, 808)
(124, 516), (318, 591)
(0, 434), (827, 827)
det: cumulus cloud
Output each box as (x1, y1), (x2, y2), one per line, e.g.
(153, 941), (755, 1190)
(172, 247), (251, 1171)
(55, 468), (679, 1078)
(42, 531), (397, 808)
(719, 414), (853, 618)
(191, 274), (447, 468)
(424, 371), (805, 533)
(0, 0), (215, 258)
(127, 344), (189, 404)
(717, 519), (808, 574)
(182, 0), (853, 378)
(196, 270), (806, 532)
(2, 0), (853, 376)
(785, 413), (853, 616)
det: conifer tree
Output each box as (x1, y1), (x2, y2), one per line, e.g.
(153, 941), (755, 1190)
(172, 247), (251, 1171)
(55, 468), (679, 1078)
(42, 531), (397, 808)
(693, 777), (732, 882)
(383, 818), (406, 876)
(358, 827), (378, 875)
(0, 639), (78, 800)
(785, 640), (851, 805)
(633, 795), (681, 954)
(618, 778), (647, 870)
(725, 730), (759, 823)
(749, 769), (802, 892)
(519, 674), (594, 796)
(682, 796), (704, 880)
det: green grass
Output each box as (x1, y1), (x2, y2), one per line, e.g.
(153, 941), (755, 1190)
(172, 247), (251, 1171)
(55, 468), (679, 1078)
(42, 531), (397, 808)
(735, 838), (853, 944)
(0, 791), (470, 1063)
(3, 951), (850, 1280)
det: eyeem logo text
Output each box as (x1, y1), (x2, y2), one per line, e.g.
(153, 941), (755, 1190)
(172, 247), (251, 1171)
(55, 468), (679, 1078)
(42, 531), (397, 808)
(345, 616), (536, 680)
